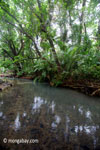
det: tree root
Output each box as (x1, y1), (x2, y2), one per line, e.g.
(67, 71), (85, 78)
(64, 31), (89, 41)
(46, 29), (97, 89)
(62, 79), (100, 96)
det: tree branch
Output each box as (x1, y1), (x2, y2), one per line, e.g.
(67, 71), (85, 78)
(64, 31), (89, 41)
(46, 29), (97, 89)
(2, 49), (14, 60)
(1, 6), (41, 57)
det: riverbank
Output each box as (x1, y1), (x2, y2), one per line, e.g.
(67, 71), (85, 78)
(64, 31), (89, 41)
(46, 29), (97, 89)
(0, 74), (100, 96)
(60, 78), (100, 96)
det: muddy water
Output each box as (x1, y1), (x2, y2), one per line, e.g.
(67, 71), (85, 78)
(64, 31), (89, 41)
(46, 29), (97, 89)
(0, 79), (100, 150)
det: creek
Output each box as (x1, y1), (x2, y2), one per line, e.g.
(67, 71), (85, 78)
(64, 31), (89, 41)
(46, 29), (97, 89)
(0, 79), (100, 150)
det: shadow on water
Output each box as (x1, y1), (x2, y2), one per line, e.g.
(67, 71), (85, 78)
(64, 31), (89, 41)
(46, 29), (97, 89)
(0, 79), (100, 150)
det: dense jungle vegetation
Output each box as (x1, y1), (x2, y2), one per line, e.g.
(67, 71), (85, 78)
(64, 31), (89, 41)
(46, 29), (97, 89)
(0, 0), (100, 87)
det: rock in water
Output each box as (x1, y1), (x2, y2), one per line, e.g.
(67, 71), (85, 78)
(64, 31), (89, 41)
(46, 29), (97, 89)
(0, 79), (12, 91)
(0, 79), (4, 84)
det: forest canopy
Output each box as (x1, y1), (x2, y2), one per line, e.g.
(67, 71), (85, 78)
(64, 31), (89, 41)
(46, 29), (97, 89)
(0, 0), (100, 85)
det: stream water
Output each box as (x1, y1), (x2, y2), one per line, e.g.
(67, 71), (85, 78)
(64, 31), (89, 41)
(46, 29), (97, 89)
(0, 79), (100, 150)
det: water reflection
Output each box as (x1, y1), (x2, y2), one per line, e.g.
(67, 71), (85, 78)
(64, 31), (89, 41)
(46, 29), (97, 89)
(22, 112), (27, 117)
(0, 79), (100, 149)
(51, 115), (61, 129)
(0, 112), (3, 117)
(50, 101), (55, 113)
(32, 96), (44, 113)
(86, 110), (92, 120)
(74, 125), (99, 134)
(14, 113), (21, 131)
(78, 106), (83, 115)
(0, 101), (3, 106)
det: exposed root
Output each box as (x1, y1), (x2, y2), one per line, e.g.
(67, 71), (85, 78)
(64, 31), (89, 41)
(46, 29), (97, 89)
(91, 88), (100, 96)
(62, 79), (100, 96)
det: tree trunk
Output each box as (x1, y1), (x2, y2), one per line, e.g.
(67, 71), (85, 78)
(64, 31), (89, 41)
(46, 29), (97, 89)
(78, 0), (87, 44)
(36, 0), (61, 71)
(97, 19), (100, 49)
(47, 36), (61, 68)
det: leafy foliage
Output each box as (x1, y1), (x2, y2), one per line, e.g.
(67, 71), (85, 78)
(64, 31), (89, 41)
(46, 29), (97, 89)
(0, 0), (100, 85)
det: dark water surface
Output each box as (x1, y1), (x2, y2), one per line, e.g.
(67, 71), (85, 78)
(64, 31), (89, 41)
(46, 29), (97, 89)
(0, 79), (100, 150)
